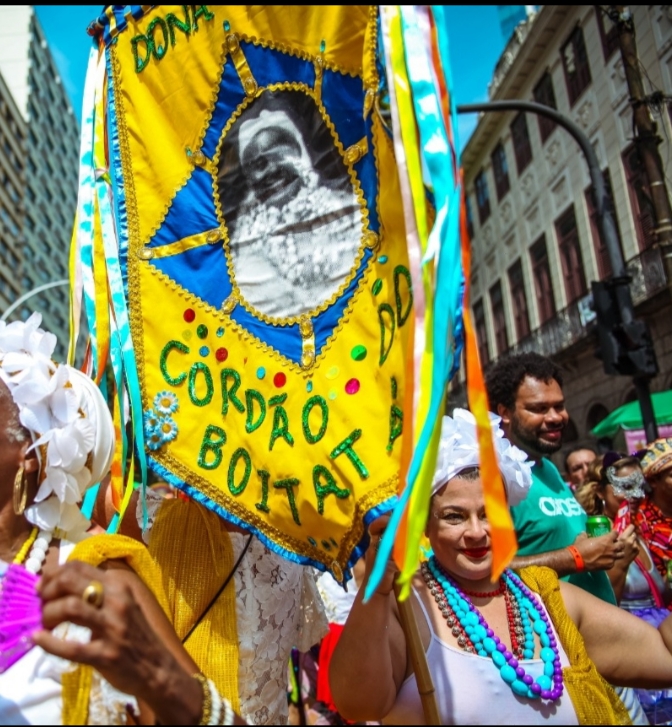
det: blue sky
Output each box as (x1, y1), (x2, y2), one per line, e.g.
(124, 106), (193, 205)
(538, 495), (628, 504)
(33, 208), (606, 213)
(35, 5), (506, 152)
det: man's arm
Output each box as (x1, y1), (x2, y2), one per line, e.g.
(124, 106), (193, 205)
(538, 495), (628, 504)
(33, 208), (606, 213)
(512, 531), (625, 576)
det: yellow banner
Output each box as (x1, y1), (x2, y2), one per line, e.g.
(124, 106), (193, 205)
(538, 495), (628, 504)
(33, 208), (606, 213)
(110, 5), (411, 579)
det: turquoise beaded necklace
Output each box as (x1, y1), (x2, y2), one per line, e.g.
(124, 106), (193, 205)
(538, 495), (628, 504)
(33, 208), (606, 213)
(423, 557), (564, 701)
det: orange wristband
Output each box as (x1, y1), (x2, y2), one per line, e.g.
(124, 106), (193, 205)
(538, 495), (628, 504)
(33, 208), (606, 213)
(567, 545), (585, 572)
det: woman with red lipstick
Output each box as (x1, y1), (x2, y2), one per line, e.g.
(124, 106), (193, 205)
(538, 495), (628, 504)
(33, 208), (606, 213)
(330, 410), (672, 725)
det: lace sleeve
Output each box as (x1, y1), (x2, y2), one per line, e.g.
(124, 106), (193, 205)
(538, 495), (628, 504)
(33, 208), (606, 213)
(136, 488), (166, 544)
(296, 567), (329, 653)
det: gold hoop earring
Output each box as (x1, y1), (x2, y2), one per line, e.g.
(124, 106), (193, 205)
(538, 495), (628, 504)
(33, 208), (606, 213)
(13, 465), (28, 515)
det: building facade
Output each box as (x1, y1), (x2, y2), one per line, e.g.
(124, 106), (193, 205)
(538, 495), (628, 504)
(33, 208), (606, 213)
(459, 5), (672, 471)
(0, 6), (79, 356)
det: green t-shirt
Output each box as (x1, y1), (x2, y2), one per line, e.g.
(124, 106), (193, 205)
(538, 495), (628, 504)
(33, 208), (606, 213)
(511, 457), (617, 605)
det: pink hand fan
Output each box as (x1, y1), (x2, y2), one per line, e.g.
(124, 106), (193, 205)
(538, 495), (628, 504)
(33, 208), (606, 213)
(0, 564), (41, 673)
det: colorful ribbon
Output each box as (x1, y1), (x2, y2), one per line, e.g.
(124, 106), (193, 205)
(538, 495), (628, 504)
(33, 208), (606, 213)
(367, 5), (514, 600)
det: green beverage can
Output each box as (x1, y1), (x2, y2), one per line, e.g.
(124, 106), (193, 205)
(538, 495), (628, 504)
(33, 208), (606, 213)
(586, 515), (612, 537)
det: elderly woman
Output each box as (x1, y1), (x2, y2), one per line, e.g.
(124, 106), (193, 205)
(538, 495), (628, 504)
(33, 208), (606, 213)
(331, 410), (672, 725)
(0, 314), (238, 725)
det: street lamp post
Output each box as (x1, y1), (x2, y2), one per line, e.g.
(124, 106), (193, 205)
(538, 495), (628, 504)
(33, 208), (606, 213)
(457, 100), (659, 442)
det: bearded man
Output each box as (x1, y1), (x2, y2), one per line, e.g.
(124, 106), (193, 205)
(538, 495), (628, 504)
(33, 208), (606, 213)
(485, 353), (621, 604)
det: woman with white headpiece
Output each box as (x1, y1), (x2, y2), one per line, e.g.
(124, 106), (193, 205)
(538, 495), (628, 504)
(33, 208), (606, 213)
(330, 409), (672, 725)
(0, 313), (240, 725)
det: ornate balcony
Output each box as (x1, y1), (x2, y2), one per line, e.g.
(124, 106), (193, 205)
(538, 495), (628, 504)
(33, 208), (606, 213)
(508, 246), (669, 359)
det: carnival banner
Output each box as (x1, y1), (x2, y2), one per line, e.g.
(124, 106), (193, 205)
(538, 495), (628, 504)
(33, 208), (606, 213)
(77, 5), (413, 581)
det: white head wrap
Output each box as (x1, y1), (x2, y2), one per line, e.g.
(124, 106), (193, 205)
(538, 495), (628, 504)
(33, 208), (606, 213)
(431, 408), (533, 508)
(237, 108), (311, 169)
(0, 313), (114, 538)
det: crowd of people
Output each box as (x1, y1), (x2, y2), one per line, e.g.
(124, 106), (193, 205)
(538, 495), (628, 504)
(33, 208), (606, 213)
(2, 313), (672, 725)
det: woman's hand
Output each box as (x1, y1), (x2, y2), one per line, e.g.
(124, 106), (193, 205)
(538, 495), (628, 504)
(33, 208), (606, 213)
(617, 524), (639, 565)
(34, 561), (204, 725)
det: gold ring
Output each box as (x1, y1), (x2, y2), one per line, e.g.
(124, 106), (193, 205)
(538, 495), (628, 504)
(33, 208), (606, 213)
(82, 580), (104, 609)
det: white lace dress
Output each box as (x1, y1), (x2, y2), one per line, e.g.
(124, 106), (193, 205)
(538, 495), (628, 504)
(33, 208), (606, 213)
(230, 533), (328, 725)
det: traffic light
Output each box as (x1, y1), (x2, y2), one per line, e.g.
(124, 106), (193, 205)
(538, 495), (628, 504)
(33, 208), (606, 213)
(591, 280), (658, 378)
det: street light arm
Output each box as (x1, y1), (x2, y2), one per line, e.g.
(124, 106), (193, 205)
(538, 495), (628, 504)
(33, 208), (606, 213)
(1, 279), (69, 322)
(456, 100), (627, 281)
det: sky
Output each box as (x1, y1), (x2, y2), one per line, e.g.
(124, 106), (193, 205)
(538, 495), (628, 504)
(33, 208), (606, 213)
(35, 5), (507, 153)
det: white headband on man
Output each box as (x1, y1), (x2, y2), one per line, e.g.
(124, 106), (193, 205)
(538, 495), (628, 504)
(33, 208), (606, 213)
(0, 313), (114, 538)
(432, 408), (533, 507)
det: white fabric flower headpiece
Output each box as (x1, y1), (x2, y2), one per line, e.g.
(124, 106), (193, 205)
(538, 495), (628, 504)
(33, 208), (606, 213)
(432, 408), (533, 507)
(0, 313), (114, 539)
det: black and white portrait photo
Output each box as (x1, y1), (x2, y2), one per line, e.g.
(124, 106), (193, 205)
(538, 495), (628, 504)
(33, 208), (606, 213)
(216, 89), (363, 320)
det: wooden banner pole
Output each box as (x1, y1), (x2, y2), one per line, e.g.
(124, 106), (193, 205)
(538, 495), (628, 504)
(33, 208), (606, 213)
(394, 581), (441, 725)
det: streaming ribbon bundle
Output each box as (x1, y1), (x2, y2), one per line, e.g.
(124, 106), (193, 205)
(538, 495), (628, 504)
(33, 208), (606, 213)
(367, 6), (516, 598)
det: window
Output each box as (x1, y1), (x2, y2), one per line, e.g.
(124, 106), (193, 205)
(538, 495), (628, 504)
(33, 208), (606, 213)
(584, 169), (624, 279)
(510, 113), (532, 174)
(474, 170), (491, 224)
(555, 205), (587, 304)
(491, 143), (510, 201)
(489, 281), (509, 355)
(508, 259), (531, 341)
(561, 25), (592, 106)
(622, 144), (656, 250)
(473, 299), (490, 366)
(465, 194), (474, 239)
(530, 235), (556, 325)
(532, 72), (557, 143)
(595, 5), (619, 61)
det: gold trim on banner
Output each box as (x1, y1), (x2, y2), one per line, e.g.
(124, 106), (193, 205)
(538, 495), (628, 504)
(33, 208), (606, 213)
(313, 54), (324, 102)
(145, 228), (224, 260)
(344, 136), (369, 166)
(299, 317), (316, 369)
(226, 33), (258, 98)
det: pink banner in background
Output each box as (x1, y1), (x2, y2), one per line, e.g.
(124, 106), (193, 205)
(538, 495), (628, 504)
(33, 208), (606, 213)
(625, 424), (672, 453)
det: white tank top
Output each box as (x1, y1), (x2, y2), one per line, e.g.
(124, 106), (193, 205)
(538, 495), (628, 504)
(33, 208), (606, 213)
(384, 589), (579, 726)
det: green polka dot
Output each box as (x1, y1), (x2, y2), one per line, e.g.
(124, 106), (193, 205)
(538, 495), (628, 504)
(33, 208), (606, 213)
(320, 39), (326, 52)
(216, 327), (224, 337)
(322, 540), (332, 550)
(306, 380), (313, 393)
(197, 324), (208, 339)
(224, 19), (231, 30)
(378, 255), (388, 264)
(372, 279), (383, 295)
(351, 345), (367, 362)
(308, 536), (317, 547)
(328, 390), (337, 401)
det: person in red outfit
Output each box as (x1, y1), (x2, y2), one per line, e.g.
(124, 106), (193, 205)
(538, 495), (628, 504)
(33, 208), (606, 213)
(638, 438), (672, 580)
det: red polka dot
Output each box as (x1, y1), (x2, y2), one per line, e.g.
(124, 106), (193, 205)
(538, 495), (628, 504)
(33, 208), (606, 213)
(183, 308), (195, 323)
(345, 378), (360, 395)
(273, 372), (287, 388)
(215, 347), (228, 362)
